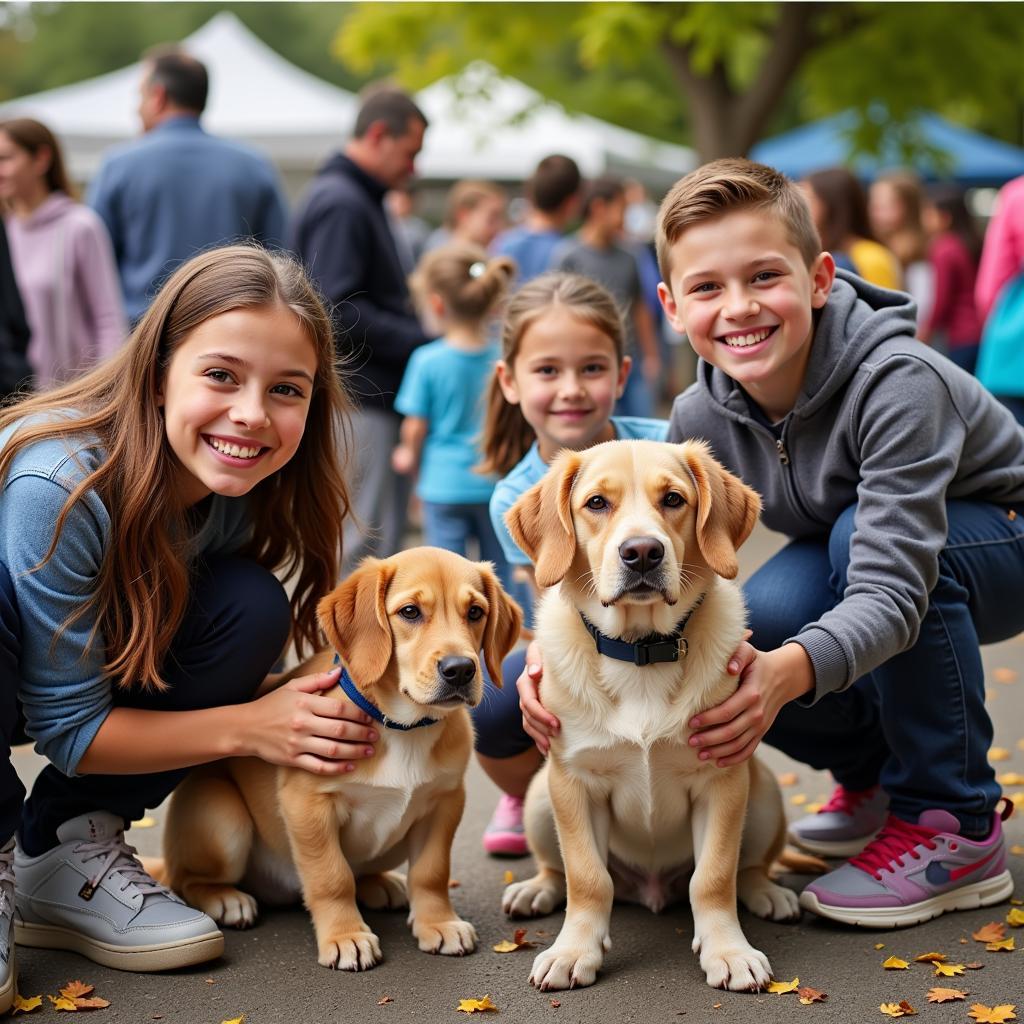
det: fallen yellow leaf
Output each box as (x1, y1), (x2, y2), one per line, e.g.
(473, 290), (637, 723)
(502, 870), (514, 884)
(882, 955), (910, 969)
(767, 977), (799, 994)
(986, 937), (1015, 952)
(457, 995), (499, 1014)
(221, 1018), (245, 1024)
(790, 793), (808, 806)
(993, 667), (1018, 684)
(972, 922), (1006, 942)
(997, 773), (1024, 786)
(1012, 898), (1023, 905)
(1011, 845), (1024, 856)
(968, 1005), (1017, 1023)
(777, 772), (798, 786)
(914, 951), (947, 962)
(880, 1000), (917, 1017)
(492, 928), (536, 953)
(72, 997), (110, 1010)
(990, 747), (1012, 762)
(132, 816), (157, 828)
(492, 940), (520, 953)
(927, 987), (967, 1003)
(47, 996), (78, 1012)
(58, 982), (93, 1000)
(1007, 908), (1024, 927)
(933, 962), (965, 977)
(11, 994), (43, 1014)
(874, 943), (886, 950)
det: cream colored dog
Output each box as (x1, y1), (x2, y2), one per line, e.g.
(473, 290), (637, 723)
(162, 547), (521, 971)
(503, 439), (799, 992)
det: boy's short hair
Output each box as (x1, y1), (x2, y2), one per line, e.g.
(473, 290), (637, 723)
(353, 86), (428, 139)
(656, 158), (821, 281)
(581, 175), (626, 221)
(527, 154), (582, 214)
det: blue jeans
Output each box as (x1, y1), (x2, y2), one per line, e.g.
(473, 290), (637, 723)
(421, 500), (513, 592)
(471, 649), (533, 759)
(747, 501), (1024, 833)
(1, 555), (291, 853)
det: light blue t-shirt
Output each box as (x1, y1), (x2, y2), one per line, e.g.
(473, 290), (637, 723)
(394, 338), (499, 504)
(0, 415), (252, 776)
(494, 227), (566, 285)
(489, 416), (668, 566)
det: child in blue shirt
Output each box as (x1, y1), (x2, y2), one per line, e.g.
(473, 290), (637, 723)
(474, 271), (666, 856)
(392, 245), (515, 584)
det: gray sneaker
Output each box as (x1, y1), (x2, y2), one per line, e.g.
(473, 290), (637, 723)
(14, 811), (223, 972)
(789, 784), (889, 857)
(1, 838), (15, 1016)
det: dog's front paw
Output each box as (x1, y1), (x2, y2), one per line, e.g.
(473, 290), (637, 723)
(191, 885), (258, 929)
(693, 936), (772, 991)
(318, 929), (383, 971)
(412, 917), (477, 956)
(503, 874), (565, 918)
(529, 941), (604, 991)
(740, 880), (800, 922)
(357, 871), (409, 910)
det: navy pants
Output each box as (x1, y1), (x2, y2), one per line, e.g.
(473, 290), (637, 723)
(751, 501), (1024, 834)
(1, 556), (291, 854)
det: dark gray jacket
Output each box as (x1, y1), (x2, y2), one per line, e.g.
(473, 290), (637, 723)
(668, 270), (1024, 701)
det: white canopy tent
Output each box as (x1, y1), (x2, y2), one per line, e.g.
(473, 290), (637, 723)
(414, 63), (695, 190)
(0, 12), (358, 192)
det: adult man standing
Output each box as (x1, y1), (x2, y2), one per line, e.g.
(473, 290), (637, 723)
(290, 88), (429, 571)
(88, 47), (287, 322)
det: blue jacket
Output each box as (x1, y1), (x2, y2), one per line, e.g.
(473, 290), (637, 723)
(87, 116), (287, 320)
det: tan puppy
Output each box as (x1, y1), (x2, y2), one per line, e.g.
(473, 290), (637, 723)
(503, 439), (799, 992)
(162, 547), (521, 971)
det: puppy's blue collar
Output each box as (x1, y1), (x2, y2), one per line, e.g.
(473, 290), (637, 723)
(332, 653), (438, 730)
(580, 594), (705, 667)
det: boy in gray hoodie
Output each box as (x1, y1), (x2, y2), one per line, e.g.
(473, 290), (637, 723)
(655, 158), (1024, 928)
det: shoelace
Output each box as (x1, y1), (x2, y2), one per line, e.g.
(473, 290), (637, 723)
(849, 815), (939, 880)
(75, 836), (168, 899)
(819, 783), (879, 816)
(0, 847), (14, 919)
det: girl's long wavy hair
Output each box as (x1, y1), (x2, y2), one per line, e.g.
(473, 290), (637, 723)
(477, 272), (625, 478)
(0, 244), (352, 690)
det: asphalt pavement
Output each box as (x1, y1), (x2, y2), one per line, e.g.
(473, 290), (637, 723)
(10, 524), (1024, 1024)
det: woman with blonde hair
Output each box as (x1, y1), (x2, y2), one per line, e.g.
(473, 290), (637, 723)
(0, 245), (376, 996)
(0, 118), (126, 388)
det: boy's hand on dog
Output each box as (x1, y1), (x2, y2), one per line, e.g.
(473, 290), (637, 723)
(517, 636), (764, 756)
(244, 667), (379, 774)
(688, 642), (815, 767)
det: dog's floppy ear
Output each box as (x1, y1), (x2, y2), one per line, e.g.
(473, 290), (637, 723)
(681, 442), (761, 580)
(504, 449), (581, 587)
(317, 557), (396, 685)
(477, 563), (524, 687)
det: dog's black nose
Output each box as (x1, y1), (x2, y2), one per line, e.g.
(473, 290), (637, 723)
(619, 536), (665, 574)
(438, 656), (477, 689)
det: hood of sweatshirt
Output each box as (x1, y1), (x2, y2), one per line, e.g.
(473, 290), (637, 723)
(16, 191), (77, 232)
(699, 269), (919, 424)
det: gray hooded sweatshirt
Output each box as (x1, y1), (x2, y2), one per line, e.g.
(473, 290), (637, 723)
(668, 269), (1024, 703)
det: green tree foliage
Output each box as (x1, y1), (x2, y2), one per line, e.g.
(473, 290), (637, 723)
(334, 1), (1024, 162)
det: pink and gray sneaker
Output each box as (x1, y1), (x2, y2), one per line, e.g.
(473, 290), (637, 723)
(482, 794), (528, 857)
(799, 807), (1014, 929)
(789, 784), (889, 857)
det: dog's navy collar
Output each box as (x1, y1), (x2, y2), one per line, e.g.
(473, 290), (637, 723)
(580, 594), (705, 667)
(332, 653), (438, 730)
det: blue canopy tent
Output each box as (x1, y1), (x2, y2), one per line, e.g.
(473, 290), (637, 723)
(750, 111), (1024, 186)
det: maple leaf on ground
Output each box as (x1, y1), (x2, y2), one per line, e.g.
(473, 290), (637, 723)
(502, 870), (514, 885)
(11, 994), (43, 1014)
(221, 1018), (245, 1024)
(457, 995), (499, 1014)
(934, 962), (966, 977)
(790, 793), (808, 805)
(378, 996), (394, 1005)
(767, 977), (799, 994)
(58, 983), (94, 1000)
(48, 996), (78, 1012)
(968, 1005), (1017, 1023)
(72, 998), (110, 1010)
(972, 922), (1006, 943)
(927, 987), (967, 1003)
(880, 1000), (917, 1017)
(798, 987), (827, 1004)
(1006, 908), (1024, 927)
(874, 943), (886, 950)
(987, 937), (1015, 952)
(550, 999), (561, 1008)
(914, 951), (947, 962)
(965, 963), (985, 970)
(1011, 845), (1024, 856)
(989, 747), (1011, 762)
(997, 773), (1024, 786)
(882, 955), (910, 970)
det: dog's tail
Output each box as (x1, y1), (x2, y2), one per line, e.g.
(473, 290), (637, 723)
(141, 855), (169, 885)
(773, 847), (828, 875)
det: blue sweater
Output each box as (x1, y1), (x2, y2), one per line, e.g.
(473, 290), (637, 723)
(0, 416), (252, 775)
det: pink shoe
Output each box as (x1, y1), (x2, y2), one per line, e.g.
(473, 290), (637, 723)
(482, 794), (528, 857)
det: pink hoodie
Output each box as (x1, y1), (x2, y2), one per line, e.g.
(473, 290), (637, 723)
(975, 174), (1024, 324)
(4, 192), (126, 388)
